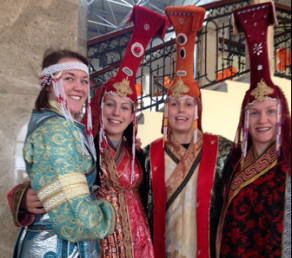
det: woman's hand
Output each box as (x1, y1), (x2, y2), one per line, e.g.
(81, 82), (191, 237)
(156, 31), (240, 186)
(135, 138), (142, 151)
(20, 187), (46, 214)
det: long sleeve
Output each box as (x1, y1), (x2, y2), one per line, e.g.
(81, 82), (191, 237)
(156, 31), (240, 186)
(210, 136), (232, 258)
(7, 181), (35, 227)
(141, 145), (154, 238)
(24, 117), (116, 243)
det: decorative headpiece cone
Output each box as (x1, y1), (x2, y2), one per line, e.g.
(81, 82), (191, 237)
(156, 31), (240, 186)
(83, 5), (169, 183)
(163, 6), (206, 149)
(232, 2), (291, 171)
(233, 2), (278, 102)
(104, 5), (169, 104)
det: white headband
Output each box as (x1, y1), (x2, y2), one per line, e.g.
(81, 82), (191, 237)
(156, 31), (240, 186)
(247, 97), (279, 107)
(168, 95), (195, 100)
(42, 62), (89, 76)
(40, 61), (96, 160)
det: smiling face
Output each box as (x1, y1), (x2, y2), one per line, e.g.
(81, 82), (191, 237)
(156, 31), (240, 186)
(103, 93), (134, 142)
(168, 97), (195, 137)
(248, 99), (278, 154)
(49, 58), (89, 115)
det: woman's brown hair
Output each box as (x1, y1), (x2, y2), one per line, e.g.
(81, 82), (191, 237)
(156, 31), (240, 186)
(35, 49), (89, 113)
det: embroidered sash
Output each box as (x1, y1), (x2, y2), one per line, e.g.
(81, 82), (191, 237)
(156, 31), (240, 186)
(165, 145), (202, 210)
(228, 146), (278, 205)
(165, 133), (203, 205)
(100, 142), (133, 258)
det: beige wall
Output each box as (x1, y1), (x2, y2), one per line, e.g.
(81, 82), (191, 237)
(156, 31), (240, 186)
(0, 1), (86, 257)
(138, 76), (292, 147)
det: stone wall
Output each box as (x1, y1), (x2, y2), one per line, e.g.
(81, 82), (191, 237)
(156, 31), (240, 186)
(0, 0), (86, 256)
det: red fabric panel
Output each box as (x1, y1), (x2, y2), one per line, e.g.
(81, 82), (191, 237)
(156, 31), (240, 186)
(196, 134), (218, 257)
(150, 138), (166, 258)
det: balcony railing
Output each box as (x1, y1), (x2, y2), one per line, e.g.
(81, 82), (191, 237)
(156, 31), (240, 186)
(88, 0), (291, 112)
(274, 4), (291, 80)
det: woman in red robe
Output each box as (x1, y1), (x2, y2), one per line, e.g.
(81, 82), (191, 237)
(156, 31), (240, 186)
(217, 3), (291, 258)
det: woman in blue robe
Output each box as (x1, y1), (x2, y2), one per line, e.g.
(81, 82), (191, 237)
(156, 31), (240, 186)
(9, 49), (116, 258)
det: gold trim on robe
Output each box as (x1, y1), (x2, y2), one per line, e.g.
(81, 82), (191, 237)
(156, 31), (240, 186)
(165, 132), (204, 204)
(12, 181), (32, 226)
(101, 146), (134, 258)
(98, 139), (153, 258)
(216, 145), (279, 257)
(37, 173), (90, 212)
(228, 145), (278, 206)
(165, 132), (203, 257)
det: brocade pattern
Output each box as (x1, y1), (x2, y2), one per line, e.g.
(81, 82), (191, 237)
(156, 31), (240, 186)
(97, 142), (154, 258)
(24, 115), (115, 243)
(220, 152), (287, 258)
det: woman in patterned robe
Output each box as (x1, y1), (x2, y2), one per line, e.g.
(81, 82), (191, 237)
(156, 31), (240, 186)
(10, 49), (116, 258)
(82, 7), (168, 257)
(216, 3), (291, 258)
(90, 92), (155, 258)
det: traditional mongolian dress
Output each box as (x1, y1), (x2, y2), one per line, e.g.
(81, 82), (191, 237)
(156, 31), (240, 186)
(142, 6), (232, 258)
(96, 139), (154, 257)
(216, 3), (291, 258)
(80, 5), (168, 258)
(144, 132), (231, 258)
(218, 146), (291, 257)
(9, 101), (116, 258)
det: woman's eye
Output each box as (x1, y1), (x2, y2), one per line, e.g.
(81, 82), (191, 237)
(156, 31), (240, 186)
(122, 106), (130, 111)
(106, 103), (114, 108)
(65, 77), (73, 82)
(251, 111), (259, 116)
(267, 109), (276, 115)
(82, 80), (89, 85)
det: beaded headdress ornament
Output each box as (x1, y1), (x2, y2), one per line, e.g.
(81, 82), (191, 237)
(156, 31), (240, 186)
(232, 2), (282, 159)
(164, 6), (206, 150)
(40, 62), (96, 159)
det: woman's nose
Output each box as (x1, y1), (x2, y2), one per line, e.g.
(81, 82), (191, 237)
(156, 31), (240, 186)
(73, 81), (83, 91)
(258, 113), (268, 123)
(113, 106), (120, 116)
(178, 103), (185, 113)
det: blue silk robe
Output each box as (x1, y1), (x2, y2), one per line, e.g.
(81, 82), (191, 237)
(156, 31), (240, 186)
(13, 102), (115, 258)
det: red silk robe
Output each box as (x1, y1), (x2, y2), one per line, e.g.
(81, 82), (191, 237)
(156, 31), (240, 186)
(97, 140), (154, 258)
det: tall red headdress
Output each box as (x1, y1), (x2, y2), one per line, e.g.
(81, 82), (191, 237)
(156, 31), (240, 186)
(164, 6), (206, 149)
(232, 2), (291, 171)
(83, 5), (169, 182)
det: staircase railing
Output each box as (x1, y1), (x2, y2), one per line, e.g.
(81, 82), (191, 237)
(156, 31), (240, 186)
(274, 4), (291, 80)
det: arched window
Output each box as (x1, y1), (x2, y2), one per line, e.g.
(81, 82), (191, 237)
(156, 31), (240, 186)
(14, 124), (29, 183)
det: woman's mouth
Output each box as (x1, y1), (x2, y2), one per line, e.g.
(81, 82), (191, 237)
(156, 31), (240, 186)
(108, 119), (122, 125)
(69, 96), (82, 101)
(256, 127), (271, 133)
(176, 117), (188, 123)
